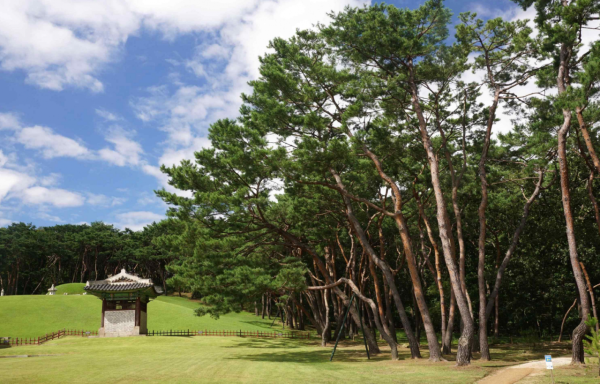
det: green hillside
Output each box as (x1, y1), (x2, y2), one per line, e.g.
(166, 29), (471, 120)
(55, 283), (86, 295)
(0, 295), (280, 338)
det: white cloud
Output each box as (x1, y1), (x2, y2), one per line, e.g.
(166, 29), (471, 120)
(95, 108), (123, 122)
(113, 210), (163, 231)
(36, 211), (63, 222)
(0, 1), (139, 91)
(137, 194), (162, 206)
(0, 149), (8, 167)
(39, 173), (61, 187)
(0, 112), (21, 130)
(21, 186), (85, 207)
(98, 127), (143, 166)
(86, 192), (127, 207)
(0, 218), (14, 227)
(0, 0), (298, 92)
(0, 167), (36, 203)
(15, 125), (90, 159)
(159, 137), (211, 167)
(131, 0), (366, 186)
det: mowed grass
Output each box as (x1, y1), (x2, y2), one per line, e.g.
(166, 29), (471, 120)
(0, 295), (279, 338)
(55, 283), (86, 295)
(0, 336), (493, 384)
(1, 295), (597, 383)
(520, 358), (600, 384)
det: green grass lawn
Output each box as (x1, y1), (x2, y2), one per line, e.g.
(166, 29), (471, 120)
(1, 295), (597, 383)
(54, 283), (86, 295)
(520, 358), (600, 384)
(0, 295), (280, 338)
(0, 336), (490, 384)
(1, 336), (596, 384)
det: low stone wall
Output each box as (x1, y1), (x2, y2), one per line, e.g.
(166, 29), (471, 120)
(100, 310), (137, 337)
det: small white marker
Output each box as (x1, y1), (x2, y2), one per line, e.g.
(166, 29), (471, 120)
(545, 355), (554, 384)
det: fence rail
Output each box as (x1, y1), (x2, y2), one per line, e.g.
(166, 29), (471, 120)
(0, 329), (97, 347)
(148, 329), (310, 339)
(1, 328), (309, 347)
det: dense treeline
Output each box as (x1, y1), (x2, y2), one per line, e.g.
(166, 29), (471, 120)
(0, 221), (177, 295)
(156, 0), (600, 366)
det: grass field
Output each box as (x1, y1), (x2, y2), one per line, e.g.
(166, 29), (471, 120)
(1, 336), (597, 383)
(54, 283), (86, 295)
(522, 363), (600, 384)
(1, 294), (598, 383)
(0, 337), (495, 383)
(0, 295), (278, 338)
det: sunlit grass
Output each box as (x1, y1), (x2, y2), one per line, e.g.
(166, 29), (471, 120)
(0, 295), (278, 338)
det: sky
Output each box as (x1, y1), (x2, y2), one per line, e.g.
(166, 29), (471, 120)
(0, 0), (533, 231)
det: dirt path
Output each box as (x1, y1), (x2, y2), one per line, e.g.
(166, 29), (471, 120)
(477, 357), (571, 384)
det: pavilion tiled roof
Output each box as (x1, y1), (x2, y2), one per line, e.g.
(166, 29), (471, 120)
(84, 282), (154, 292)
(84, 269), (163, 296)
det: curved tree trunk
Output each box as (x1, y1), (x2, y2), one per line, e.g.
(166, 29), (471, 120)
(555, 42), (591, 364)
(443, 290), (456, 354)
(476, 91), (499, 361)
(330, 170), (422, 359)
(408, 63), (474, 366)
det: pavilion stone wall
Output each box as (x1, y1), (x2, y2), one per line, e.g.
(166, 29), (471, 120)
(104, 310), (135, 334)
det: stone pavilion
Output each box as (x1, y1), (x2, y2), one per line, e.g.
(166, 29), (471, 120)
(85, 269), (162, 337)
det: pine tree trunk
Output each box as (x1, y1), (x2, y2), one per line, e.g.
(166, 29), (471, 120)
(408, 64), (474, 366)
(330, 170), (421, 358)
(443, 290), (456, 354)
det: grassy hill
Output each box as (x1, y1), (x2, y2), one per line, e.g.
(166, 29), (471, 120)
(55, 283), (86, 295)
(0, 295), (280, 338)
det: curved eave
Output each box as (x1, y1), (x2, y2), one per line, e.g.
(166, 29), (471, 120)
(84, 285), (162, 298)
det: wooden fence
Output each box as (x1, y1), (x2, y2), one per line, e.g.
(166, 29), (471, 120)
(0, 329), (98, 346)
(148, 329), (310, 339)
(1, 329), (309, 347)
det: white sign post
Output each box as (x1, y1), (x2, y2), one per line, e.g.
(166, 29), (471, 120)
(545, 355), (554, 384)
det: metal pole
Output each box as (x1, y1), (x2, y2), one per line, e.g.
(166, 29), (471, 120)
(330, 293), (355, 361)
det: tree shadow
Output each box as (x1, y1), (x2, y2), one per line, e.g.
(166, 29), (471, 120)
(222, 338), (309, 349)
(226, 348), (382, 364)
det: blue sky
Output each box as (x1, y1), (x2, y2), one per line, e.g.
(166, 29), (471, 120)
(0, 0), (521, 230)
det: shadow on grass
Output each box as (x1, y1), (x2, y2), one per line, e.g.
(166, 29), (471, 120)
(222, 338), (415, 363)
(484, 342), (572, 363)
(222, 338), (309, 350)
(225, 348), (389, 364)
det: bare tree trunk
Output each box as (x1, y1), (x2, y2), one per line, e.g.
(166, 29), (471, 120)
(483, 172), (545, 323)
(476, 91), (500, 361)
(330, 169), (424, 359)
(443, 290), (456, 354)
(415, 193), (447, 346)
(322, 290), (330, 346)
(369, 258), (394, 343)
(559, 299), (578, 343)
(554, 14), (591, 364)
(580, 262), (598, 333)
(408, 63), (474, 366)
(384, 283), (397, 343)
(309, 278), (398, 360)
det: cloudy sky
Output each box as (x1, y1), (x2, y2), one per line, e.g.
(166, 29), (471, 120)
(0, 0), (529, 230)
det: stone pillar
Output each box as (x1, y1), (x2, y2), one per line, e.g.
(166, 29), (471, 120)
(101, 299), (106, 328)
(135, 296), (141, 327)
